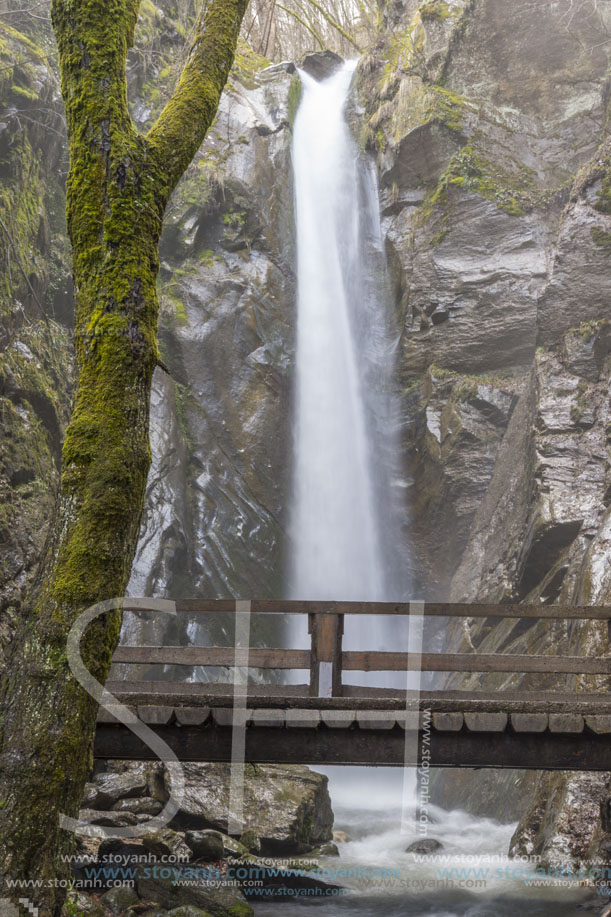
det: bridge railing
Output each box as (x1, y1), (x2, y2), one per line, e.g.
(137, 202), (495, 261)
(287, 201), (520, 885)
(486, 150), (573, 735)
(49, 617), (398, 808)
(112, 600), (611, 698)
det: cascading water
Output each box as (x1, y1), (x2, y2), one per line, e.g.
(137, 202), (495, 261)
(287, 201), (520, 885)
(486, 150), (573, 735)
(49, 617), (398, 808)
(289, 54), (418, 820)
(290, 60), (384, 604)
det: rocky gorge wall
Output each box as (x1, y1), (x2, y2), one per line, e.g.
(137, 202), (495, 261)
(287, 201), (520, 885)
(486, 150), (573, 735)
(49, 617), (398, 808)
(0, 13), (75, 673)
(2, 0), (611, 873)
(354, 0), (611, 861)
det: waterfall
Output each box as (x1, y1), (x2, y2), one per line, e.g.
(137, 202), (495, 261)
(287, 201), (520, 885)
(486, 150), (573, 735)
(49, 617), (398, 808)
(288, 58), (420, 828)
(290, 61), (392, 605)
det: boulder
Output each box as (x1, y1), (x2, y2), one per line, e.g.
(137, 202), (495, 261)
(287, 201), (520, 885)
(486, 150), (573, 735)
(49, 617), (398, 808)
(77, 809), (139, 828)
(166, 764), (333, 854)
(83, 768), (149, 810)
(136, 873), (253, 916)
(309, 842), (340, 857)
(112, 796), (163, 816)
(299, 51), (343, 81)
(238, 830), (261, 855)
(186, 830), (225, 862)
(405, 838), (443, 855)
(220, 836), (250, 859)
(142, 829), (192, 861)
(99, 884), (140, 914)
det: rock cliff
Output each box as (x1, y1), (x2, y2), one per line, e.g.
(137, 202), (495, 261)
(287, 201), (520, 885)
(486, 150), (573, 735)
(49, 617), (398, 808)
(0, 16), (73, 672)
(355, 0), (611, 861)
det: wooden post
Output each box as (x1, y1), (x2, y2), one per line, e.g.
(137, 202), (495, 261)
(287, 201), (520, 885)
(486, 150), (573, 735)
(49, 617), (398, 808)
(309, 613), (343, 697)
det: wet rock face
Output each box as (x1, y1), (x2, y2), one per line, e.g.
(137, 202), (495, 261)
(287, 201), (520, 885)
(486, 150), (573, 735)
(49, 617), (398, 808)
(403, 366), (519, 597)
(299, 50), (344, 81)
(353, 0), (611, 855)
(509, 773), (609, 867)
(450, 336), (611, 606)
(127, 61), (296, 611)
(0, 20), (74, 674)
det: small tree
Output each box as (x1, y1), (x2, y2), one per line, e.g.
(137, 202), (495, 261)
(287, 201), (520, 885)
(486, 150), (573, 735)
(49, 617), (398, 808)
(0, 1), (247, 913)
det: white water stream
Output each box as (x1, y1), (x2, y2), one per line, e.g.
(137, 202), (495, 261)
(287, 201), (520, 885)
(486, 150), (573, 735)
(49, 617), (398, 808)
(288, 61), (409, 684)
(283, 62), (590, 917)
(289, 60), (383, 603)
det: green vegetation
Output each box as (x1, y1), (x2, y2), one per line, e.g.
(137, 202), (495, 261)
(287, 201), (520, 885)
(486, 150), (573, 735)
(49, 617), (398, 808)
(591, 226), (611, 250)
(420, 0), (452, 22)
(575, 318), (609, 342)
(423, 142), (539, 218)
(288, 74), (303, 128)
(232, 40), (270, 89)
(429, 363), (515, 394)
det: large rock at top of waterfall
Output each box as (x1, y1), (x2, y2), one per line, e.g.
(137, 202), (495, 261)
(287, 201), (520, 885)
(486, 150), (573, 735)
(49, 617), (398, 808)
(299, 50), (344, 81)
(166, 764), (334, 854)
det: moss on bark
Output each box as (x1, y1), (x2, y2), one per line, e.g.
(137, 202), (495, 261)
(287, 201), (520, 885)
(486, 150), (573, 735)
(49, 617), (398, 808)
(0, 1), (247, 913)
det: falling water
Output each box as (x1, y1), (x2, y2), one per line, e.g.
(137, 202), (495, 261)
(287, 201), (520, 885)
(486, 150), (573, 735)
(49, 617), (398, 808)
(289, 61), (385, 603)
(288, 56), (421, 826)
(288, 59), (409, 691)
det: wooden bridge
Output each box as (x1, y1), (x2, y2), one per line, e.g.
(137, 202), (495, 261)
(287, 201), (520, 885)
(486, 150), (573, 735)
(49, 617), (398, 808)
(96, 599), (611, 770)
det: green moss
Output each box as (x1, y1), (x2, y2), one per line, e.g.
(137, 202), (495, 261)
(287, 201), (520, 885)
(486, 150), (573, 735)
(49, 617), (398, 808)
(431, 85), (469, 132)
(364, 79), (470, 154)
(228, 903), (254, 917)
(429, 363), (514, 392)
(422, 142), (540, 217)
(379, 20), (424, 88)
(576, 318), (609, 342)
(288, 75), (302, 129)
(232, 39), (270, 89)
(420, 0), (452, 22)
(0, 22), (46, 60)
(223, 209), (246, 227)
(9, 83), (38, 101)
(591, 226), (611, 250)
(594, 181), (611, 214)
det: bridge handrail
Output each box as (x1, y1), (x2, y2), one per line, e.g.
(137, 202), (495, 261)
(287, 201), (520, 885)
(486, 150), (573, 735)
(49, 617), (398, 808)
(122, 599), (611, 619)
(115, 599), (611, 698)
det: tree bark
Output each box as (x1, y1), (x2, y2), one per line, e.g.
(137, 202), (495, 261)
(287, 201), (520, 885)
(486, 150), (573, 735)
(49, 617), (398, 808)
(0, 1), (247, 913)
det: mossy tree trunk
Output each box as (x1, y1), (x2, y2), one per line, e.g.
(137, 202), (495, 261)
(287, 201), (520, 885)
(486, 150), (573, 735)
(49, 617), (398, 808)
(0, 1), (247, 913)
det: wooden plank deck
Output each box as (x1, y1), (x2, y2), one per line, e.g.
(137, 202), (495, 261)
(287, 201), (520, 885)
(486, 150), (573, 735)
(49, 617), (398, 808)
(94, 698), (611, 769)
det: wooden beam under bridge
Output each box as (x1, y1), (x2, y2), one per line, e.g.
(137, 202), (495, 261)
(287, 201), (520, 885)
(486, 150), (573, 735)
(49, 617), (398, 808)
(94, 692), (611, 770)
(94, 719), (611, 770)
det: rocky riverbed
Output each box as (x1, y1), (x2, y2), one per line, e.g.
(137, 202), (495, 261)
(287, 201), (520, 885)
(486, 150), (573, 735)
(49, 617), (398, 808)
(67, 761), (336, 915)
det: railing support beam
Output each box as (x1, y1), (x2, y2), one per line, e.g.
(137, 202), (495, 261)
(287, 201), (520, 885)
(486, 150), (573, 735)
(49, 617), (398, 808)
(309, 614), (343, 697)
